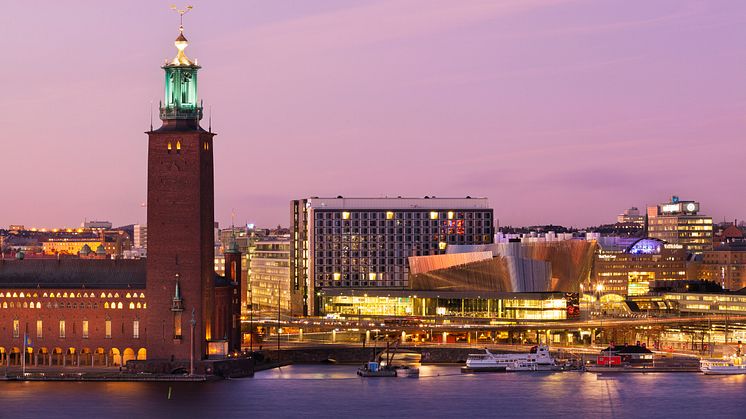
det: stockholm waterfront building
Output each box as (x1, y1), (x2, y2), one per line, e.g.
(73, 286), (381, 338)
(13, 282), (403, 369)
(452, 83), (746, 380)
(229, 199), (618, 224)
(290, 197), (494, 315)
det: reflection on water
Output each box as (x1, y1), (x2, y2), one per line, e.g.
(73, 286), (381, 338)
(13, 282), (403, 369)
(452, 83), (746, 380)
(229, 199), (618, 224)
(2, 365), (746, 418)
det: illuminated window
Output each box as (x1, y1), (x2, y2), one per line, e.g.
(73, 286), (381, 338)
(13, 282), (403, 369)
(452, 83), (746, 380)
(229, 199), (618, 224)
(36, 320), (43, 338)
(430, 212), (439, 220)
(82, 320), (89, 339)
(386, 211), (394, 220)
(129, 302), (135, 309)
(438, 242), (447, 250)
(342, 212), (350, 220)
(59, 320), (65, 338)
(174, 311), (182, 339)
(104, 302), (109, 309)
(176, 140), (181, 153)
(13, 319), (19, 338)
(105, 319), (112, 339)
(117, 302), (123, 310)
(447, 211), (455, 220)
(136, 302), (142, 309)
(333, 272), (341, 281)
(126, 293), (131, 298)
(133, 320), (140, 339)
(167, 142), (172, 153)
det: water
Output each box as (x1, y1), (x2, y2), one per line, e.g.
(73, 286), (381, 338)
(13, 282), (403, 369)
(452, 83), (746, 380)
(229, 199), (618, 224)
(1, 365), (745, 418)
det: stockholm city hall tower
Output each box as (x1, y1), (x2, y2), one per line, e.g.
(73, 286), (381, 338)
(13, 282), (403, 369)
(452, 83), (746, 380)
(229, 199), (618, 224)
(145, 17), (219, 363)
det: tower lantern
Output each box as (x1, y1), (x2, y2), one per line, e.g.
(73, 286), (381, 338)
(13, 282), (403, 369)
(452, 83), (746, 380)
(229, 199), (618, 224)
(160, 6), (202, 124)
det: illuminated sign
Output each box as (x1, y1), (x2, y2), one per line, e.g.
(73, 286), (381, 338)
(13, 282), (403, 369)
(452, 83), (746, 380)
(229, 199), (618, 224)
(685, 203), (697, 212)
(661, 204), (681, 213)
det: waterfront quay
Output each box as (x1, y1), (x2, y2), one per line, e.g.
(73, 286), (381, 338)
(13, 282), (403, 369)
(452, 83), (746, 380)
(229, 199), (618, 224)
(250, 313), (746, 360)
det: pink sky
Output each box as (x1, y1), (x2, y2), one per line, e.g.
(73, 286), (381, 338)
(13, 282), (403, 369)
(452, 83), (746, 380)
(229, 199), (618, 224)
(2, 0), (745, 229)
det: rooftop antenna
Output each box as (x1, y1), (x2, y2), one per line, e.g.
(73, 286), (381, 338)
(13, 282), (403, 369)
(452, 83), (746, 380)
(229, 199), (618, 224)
(209, 106), (213, 133)
(149, 101), (154, 131)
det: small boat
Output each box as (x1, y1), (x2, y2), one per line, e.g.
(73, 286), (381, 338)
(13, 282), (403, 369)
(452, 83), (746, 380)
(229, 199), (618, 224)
(357, 361), (397, 377)
(462, 345), (555, 373)
(394, 365), (420, 378)
(700, 355), (746, 375)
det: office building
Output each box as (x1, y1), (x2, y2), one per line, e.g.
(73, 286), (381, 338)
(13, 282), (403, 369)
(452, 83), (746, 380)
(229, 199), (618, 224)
(699, 240), (746, 291)
(133, 224), (147, 250)
(593, 238), (688, 296)
(249, 236), (291, 313)
(647, 196), (713, 252)
(617, 207), (645, 226)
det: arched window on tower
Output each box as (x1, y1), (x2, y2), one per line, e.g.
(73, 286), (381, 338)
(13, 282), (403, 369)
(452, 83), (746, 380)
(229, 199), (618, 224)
(167, 142), (172, 154)
(176, 141), (181, 154)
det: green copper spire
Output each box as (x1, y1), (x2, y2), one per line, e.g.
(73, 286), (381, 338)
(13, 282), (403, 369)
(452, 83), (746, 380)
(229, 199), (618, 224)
(160, 13), (203, 122)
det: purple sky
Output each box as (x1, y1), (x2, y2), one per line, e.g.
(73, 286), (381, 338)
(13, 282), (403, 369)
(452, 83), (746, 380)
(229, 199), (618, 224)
(2, 1), (745, 229)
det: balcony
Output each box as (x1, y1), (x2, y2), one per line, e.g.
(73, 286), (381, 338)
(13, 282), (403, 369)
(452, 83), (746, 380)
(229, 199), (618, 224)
(160, 105), (203, 120)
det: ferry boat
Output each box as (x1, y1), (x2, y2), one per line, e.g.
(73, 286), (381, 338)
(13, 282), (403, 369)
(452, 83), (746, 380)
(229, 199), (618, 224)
(463, 345), (556, 373)
(700, 355), (746, 375)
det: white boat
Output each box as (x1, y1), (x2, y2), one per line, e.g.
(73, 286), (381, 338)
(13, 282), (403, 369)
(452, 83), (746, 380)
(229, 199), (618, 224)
(464, 345), (556, 372)
(700, 355), (746, 375)
(394, 366), (420, 378)
(379, 351), (422, 367)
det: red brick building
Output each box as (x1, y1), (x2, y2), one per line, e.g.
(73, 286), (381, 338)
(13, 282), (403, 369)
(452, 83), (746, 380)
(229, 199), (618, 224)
(0, 22), (240, 369)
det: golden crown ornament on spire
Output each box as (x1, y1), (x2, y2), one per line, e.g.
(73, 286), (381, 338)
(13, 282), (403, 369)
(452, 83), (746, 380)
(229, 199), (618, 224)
(170, 5), (195, 66)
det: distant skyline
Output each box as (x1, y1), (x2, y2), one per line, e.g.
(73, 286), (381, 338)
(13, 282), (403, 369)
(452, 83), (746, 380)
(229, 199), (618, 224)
(2, 1), (745, 229)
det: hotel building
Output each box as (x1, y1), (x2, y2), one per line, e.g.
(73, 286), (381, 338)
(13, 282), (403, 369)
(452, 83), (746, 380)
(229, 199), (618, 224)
(647, 196), (713, 253)
(593, 238), (688, 296)
(290, 197), (494, 315)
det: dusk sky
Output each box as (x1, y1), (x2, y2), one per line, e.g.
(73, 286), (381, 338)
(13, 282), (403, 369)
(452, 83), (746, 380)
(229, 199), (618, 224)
(2, 0), (745, 229)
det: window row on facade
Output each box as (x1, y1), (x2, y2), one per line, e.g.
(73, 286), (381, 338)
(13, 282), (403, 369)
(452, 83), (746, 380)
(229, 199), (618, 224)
(314, 211), (492, 221)
(0, 291), (146, 299)
(1, 301), (147, 310)
(11, 319), (140, 340)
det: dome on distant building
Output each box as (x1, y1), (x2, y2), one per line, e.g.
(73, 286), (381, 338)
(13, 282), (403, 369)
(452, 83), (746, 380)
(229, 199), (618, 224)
(95, 245), (106, 256)
(79, 244), (92, 255)
(625, 238), (666, 255)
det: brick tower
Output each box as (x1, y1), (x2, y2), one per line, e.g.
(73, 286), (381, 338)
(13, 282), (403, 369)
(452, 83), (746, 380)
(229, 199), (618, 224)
(146, 19), (215, 362)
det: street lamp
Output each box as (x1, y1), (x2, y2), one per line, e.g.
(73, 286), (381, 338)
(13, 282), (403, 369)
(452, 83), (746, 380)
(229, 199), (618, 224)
(189, 307), (196, 376)
(595, 283), (604, 317)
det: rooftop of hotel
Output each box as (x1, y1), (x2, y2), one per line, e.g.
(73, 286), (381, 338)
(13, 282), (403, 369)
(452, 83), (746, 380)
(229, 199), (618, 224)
(303, 196), (490, 210)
